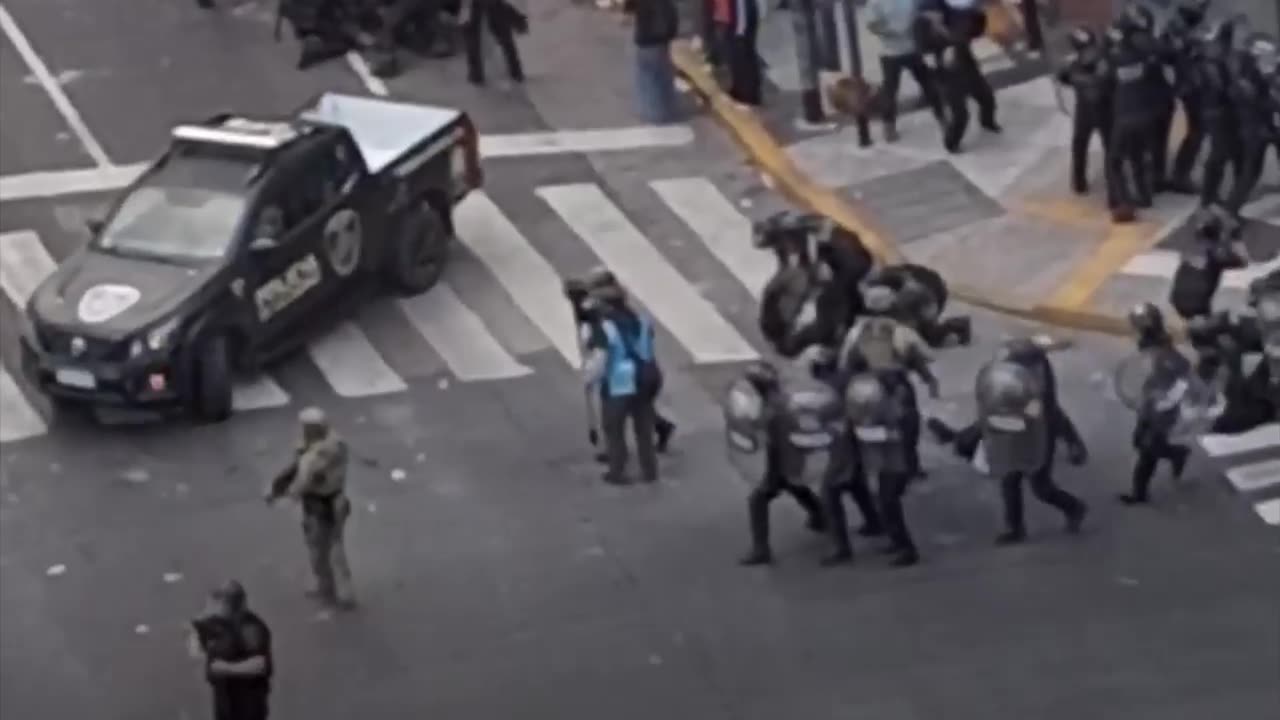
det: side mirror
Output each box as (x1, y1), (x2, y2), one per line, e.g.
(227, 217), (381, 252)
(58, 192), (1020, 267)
(85, 218), (104, 235)
(249, 237), (279, 253)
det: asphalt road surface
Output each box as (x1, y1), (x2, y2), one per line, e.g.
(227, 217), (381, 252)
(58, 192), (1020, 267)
(1, 2), (1277, 718)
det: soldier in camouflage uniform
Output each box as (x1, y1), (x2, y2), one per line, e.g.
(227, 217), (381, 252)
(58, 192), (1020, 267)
(267, 407), (356, 609)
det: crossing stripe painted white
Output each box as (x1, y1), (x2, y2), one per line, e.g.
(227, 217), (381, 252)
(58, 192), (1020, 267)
(0, 368), (47, 443)
(1121, 251), (1280, 290)
(1255, 498), (1280, 525)
(650, 177), (772, 300)
(305, 321), (407, 397)
(538, 183), (758, 364)
(0, 229), (57, 309)
(1225, 459), (1280, 494)
(397, 285), (532, 381)
(453, 192), (582, 369)
(231, 376), (292, 411)
(1199, 422), (1280, 457)
(0, 128), (695, 202)
(1243, 194), (1280, 223)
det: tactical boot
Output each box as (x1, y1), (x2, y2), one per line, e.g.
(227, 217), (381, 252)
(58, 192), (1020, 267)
(1066, 504), (1088, 534)
(949, 316), (972, 346)
(805, 511), (827, 534)
(656, 419), (676, 453)
(1071, 177), (1089, 195)
(1112, 205), (1136, 223)
(890, 548), (919, 567)
(1117, 493), (1148, 505)
(739, 548), (773, 566)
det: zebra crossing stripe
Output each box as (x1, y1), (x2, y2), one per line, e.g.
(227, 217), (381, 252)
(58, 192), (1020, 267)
(537, 183), (759, 364)
(0, 229), (57, 309)
(1255, 498), (1280, 525)
(1122, 251), (1280, 290)
(0, 368), (46, 443)
(397, 285), (532, 381)
(306, 321), (408, 397)
(1199, 423), (1280, 457)
(453, 192), (582, 369)
(231, 375), (291, 411)
(650, 177), (772, 300)
(1225, 459), (1280, 494)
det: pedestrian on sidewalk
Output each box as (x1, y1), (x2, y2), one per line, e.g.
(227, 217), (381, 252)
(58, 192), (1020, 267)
(625, 0), (682, 123)
(459, 0), (526, 85)
(864, 0), (946, 142)
(722, 0), (764, 107)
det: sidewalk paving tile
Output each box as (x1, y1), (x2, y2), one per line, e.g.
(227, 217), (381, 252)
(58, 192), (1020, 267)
(842, 161), (1003, 244)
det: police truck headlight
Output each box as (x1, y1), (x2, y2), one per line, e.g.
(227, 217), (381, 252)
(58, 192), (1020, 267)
(145, 317), (181, 352)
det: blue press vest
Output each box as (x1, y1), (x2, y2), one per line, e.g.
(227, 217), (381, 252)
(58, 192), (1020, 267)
(601, 317), (653, 397)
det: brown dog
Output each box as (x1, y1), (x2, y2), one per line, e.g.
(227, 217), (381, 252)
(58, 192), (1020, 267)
(826, 75), (878, 147)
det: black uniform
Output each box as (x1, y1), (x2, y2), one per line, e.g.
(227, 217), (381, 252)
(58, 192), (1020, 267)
(813, 356), (884, 565)
(1057, 28), (1113, 195)
(740, 382), (827, 566)
(1165, 0), (1211, 192)
(939, 2), (999, 132)
(1120, 306), (1191, 505)
(1197, 20), (1246, 207)
(1168, 211), (1246, 321)
(916, 7), (970, 153)
(198, 610), (273, 720)
(1225, 37), (1280, 216)
(461, 0), (525, 85)
(1105, 20), (1156, 220)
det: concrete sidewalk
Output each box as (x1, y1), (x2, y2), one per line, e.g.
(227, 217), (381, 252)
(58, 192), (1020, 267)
(671, 38), (1280, 334)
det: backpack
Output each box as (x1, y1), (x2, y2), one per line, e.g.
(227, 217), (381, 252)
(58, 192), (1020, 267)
(609, 315), (663, 399)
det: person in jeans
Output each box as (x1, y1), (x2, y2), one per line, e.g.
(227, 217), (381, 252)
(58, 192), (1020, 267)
(625, 0), (681, 123)
(865, 0), (945, 141)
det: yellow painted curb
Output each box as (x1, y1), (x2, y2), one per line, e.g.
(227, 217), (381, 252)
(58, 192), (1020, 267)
(1045, 220), (1166, 309)
(670, 41), (1147, 338)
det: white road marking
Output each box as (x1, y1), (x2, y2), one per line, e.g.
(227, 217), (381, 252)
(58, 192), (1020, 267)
(1242, 194), (1280, 223)
(397, 285), (532, 381)
(0, 126), (696, 201)
(343, 51), (390, 97)
(306, 321), (407, 397)
(0, 229), (57, 309)
(538, 183), (758, 364)
(1255, 498), (1280, 525)
(479, 125), (694, 158)
(453, 192), (581, 368)
(651, 177), (772, 300)
(1121, 250), (1280, 290)
(1198, 422), (1280, 458)
(1225, 459), (1280, 494)
(0, 5), (111, 167)
(0, 368), (46, 443)
(231, 375), (291, 411)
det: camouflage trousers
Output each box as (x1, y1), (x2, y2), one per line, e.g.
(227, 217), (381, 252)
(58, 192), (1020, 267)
(302, 494), (355, 605)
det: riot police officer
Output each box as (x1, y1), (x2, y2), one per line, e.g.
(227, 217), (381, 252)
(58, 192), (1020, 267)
(729, 362), (828, 566)
(1105, 12), (1157, 222)
(266, 407), (356, 609)
(844, 371), (919, 567)
(974, 360), (1088, 544)
(1123, 4), (1176, 193)
(1119, 304), (1192, 505)
(1225, 34), (1280, 217)
(1169, 208), (1247, 322)
(1211, 289), (1280, 433)
(1165, 0), (1213, 193)
(1057, 27), (1113, 196)
(1197, 18), (1246, 207)
(1002, 337), (1089, 466)
(838, 284), (940, 478)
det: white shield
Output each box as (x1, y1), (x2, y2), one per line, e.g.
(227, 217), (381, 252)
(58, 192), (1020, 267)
(76, 284), (141, 324)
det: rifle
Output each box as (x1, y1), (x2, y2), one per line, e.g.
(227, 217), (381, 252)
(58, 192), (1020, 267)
(265, 454), (300, 503)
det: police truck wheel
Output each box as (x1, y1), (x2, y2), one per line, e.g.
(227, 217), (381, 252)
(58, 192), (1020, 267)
(192, 334), (232, 423)
(386, 203), (450, 296)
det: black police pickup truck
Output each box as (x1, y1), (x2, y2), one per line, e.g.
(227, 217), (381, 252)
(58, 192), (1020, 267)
(20, 92), (483, 421)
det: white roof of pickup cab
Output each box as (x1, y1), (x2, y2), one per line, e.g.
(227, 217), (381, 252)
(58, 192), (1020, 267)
(298, 93), (464, 175)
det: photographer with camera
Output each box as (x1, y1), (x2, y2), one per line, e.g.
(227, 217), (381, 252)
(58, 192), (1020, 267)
(188, 581), (273, 720)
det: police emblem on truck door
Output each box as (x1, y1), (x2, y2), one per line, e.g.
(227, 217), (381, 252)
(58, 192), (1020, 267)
(322, 208), (362, 277)
(255, 254), (322, 322)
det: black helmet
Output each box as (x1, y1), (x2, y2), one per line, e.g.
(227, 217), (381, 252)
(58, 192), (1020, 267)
(1120, 3), (1154, 34)
(1175, 0), (1210, 25)
(1069, 26), (1097, 52)
(1128, 302), (1165, 333)
(212, 580), (247, 612)
(742, 360), (780, 393)
(1002, 337), (1043, 364)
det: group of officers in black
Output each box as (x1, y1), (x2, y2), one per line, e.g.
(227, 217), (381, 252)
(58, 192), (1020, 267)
(727, 202), (1278, 570)
(1055, 0), (1278, 223)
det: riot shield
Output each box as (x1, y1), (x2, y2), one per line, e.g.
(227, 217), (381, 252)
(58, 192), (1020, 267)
(723, 377), (769, 483)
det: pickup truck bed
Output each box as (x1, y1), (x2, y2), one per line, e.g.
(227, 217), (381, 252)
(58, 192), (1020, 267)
(299, 93), (465, 175)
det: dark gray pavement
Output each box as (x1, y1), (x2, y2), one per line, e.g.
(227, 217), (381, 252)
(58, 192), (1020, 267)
(1, 1), (1279, 718)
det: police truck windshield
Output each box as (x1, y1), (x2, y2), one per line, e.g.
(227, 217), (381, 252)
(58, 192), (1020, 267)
(94, 153), (253, 262)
